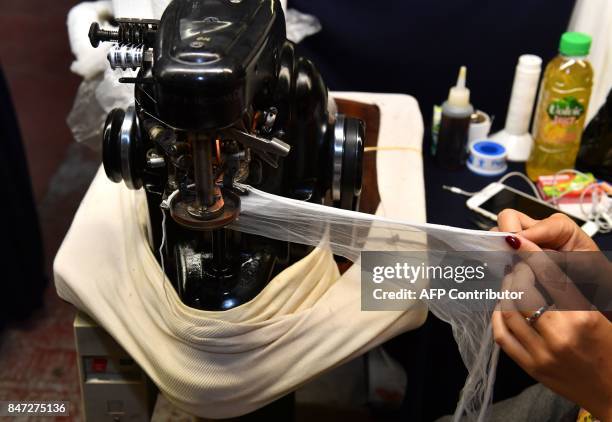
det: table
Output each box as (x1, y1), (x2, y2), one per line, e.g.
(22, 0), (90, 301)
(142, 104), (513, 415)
(422, 135), (612, 251)
(391, 133), (612, 421)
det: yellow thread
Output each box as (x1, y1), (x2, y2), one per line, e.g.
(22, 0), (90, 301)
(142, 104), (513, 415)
(364, 146), (421, 153)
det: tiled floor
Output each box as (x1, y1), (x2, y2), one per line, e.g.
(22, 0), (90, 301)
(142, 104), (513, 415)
(0, 141), (100, 421)
(0, 290), (82, 421)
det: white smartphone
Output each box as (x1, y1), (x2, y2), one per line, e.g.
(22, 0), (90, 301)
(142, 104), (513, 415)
(466, 182), (599, 237)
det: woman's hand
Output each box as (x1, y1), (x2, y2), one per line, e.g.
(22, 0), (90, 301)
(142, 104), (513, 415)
(497, 209), (599, 252)
(492, 209), (612, 422)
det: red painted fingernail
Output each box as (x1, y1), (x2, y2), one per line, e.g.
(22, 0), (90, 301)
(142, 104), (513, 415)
(505, 236), (521, 250)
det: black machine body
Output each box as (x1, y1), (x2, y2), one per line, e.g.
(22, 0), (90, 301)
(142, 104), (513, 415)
(92, 0), (365, 311)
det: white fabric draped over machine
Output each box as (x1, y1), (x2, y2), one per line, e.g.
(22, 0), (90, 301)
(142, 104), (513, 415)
(55, 166), (515, 421)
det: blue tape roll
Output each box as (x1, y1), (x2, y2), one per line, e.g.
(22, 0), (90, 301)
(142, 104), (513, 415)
(467, 140), (508, 176)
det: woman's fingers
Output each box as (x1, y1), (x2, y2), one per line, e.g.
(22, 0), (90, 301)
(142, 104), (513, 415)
(497, 209), (538, 233)
(497, 263), (549, 359)
(492, 310), (535, 369)
(500, 261), (546, 314)
(517, 236), (592, 311)
(523, 309), (565, 344)
(518, 213), (577, 251)
(499, 301), (547, 359)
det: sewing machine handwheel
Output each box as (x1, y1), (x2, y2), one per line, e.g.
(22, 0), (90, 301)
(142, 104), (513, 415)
(102, 109), (124, 183)
(340, 117), (364, 210)
(332, 116), (364, 210)
(102, 106), (144, 189)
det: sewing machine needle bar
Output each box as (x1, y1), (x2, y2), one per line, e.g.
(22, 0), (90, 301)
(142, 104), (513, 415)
(193, 134), (215, 208)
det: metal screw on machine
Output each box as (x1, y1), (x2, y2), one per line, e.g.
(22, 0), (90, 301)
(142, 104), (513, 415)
(262, 107), (278, 134)
(89, 22), (119, 47)
(146, 150), (165, 168)
(89, 20), (159, 49)
(108, 44), (144, 70)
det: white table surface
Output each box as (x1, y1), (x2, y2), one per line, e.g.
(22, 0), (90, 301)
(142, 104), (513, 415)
(333, 92), (425, 223)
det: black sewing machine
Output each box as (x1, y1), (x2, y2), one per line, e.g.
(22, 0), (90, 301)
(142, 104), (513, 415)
(89, 0), (364, 311)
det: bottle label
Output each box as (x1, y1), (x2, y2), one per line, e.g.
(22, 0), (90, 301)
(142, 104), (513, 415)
(542, 96), (585, 144)
(547, 96), (585, 120)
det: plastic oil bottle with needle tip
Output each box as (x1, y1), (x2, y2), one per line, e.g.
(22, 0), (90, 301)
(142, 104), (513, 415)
(435, 66), (474, 170)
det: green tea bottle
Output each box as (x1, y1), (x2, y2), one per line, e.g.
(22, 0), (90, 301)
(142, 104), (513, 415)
(526, 32), (594, 180)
